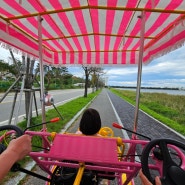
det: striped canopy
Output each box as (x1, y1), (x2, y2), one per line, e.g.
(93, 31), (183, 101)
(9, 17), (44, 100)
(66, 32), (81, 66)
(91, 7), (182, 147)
(0, 0), (185, 66)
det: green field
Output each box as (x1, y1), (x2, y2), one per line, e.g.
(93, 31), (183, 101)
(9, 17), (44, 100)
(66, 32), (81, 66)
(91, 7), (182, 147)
(110, 88), (185, 136)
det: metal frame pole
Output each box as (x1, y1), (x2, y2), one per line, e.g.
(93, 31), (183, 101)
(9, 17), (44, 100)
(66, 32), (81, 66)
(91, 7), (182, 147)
(133, 11), (146, 133)
(52, 103), (64, 120)
(27, 90), (34, 127)
(33, 90), (39, 117)
(8, 91), (18, 124)
(38, 15), (46, 129)
(14, 73), (26, 125)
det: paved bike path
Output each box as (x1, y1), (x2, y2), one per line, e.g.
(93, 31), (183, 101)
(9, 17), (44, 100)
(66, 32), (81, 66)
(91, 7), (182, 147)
(67, 89), (123, 137)
(69, 88), (185, 142)
(106, 89), (185, 143)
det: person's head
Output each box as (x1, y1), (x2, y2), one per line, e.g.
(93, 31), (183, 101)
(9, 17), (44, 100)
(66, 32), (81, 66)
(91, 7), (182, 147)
(79, 108), (101, 135)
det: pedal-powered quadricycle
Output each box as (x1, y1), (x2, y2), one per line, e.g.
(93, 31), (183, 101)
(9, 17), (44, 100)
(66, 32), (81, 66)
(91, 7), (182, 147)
(0, 121), (185, 185)
(1, 1), (185, 185)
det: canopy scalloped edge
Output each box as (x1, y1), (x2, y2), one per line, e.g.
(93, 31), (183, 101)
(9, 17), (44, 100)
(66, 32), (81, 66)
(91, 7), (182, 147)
(1, 1), (185, 67)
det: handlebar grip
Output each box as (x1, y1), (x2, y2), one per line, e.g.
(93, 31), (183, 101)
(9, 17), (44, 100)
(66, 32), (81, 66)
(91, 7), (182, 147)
(50, 117), (60, 123)
(112, 122), (123, 129)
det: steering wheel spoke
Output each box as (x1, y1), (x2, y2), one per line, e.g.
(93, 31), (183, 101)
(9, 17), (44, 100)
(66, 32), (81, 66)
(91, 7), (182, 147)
(159, 140), (176, 178)
(141, 139), (185, 185)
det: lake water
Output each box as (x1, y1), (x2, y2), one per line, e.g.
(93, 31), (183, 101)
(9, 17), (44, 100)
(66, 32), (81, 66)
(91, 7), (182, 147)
(117, 88), (185, 96)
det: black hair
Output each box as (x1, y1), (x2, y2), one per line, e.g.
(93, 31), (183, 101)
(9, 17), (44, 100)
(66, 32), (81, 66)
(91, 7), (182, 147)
(79, 108), (101, 135)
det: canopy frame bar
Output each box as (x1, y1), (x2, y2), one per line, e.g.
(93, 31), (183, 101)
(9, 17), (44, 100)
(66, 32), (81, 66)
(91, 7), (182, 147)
(133, 11), (146, 134)
(38, 15), (46, 129)
(5, 6), (185, 21)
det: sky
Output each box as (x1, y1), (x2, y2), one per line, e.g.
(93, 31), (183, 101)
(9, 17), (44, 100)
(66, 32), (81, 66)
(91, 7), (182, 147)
(65, 45), (185, 88)
(0, 45), (185, 88)
(105, 46), (185, 88)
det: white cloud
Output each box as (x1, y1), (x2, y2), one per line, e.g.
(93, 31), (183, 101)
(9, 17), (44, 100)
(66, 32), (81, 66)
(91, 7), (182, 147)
(105, 67), (138, 76)
(106, 46), (185, 87)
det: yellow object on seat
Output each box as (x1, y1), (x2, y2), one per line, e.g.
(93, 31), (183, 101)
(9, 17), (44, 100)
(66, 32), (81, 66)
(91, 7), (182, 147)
(98, 127), (114, 137)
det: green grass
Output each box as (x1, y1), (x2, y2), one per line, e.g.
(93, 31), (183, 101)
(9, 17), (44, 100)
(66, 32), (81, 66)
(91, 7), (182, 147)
(1, 90), (101, 184)
(110, 88), (185, 136)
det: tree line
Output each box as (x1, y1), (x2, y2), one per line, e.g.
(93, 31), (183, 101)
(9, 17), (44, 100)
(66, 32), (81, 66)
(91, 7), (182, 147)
(0, 51), (106, 98)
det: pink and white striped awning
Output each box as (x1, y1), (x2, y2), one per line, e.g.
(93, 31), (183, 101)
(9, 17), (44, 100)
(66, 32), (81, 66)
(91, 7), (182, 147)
(0, 0), (185, 66)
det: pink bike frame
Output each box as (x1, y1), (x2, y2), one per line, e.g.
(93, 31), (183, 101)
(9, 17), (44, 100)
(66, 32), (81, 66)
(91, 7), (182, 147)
(26, 130), (149, 185)
(1, 130), (184, 185)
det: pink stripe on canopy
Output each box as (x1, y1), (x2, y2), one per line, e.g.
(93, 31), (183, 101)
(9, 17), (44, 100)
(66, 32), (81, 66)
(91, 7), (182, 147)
(0, 0), (185, 66)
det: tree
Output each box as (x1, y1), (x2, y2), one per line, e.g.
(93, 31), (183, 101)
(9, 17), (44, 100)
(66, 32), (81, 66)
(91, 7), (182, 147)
(23, 56), (37, 121)
(0, 50), (38, 125)
(0, 59), (19, 80)
(91, 67), (105, 92)
(55, 67), (69, 88)
(43, 65), (54, 90)
(39, 65), (69, 89)
(82, 66), (94, 97)
(0, 60), (10, 80)
(82, 66), (105, 97)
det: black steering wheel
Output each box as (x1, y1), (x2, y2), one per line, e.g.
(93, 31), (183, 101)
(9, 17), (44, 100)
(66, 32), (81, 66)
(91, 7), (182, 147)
(0, 125), (23, 153)
(141, 139), (185, 185)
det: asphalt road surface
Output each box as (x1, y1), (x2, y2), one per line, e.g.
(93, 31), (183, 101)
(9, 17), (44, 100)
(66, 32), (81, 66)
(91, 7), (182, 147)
(0, 89), (86, 125)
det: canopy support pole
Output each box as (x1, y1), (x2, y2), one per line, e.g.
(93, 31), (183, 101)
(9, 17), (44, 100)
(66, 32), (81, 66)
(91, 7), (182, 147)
(133, 11), (146, 134)
(38, 15), (46, 129)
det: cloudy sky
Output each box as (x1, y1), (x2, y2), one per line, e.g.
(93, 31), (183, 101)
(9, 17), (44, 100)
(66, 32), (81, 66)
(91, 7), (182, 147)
(68, 46), (185, 88)
(105, 46), (185, 88)
(1, 45), (185, 88)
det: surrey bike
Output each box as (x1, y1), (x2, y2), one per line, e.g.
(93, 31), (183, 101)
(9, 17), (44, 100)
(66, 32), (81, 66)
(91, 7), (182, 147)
(0, 120), (185, 185)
